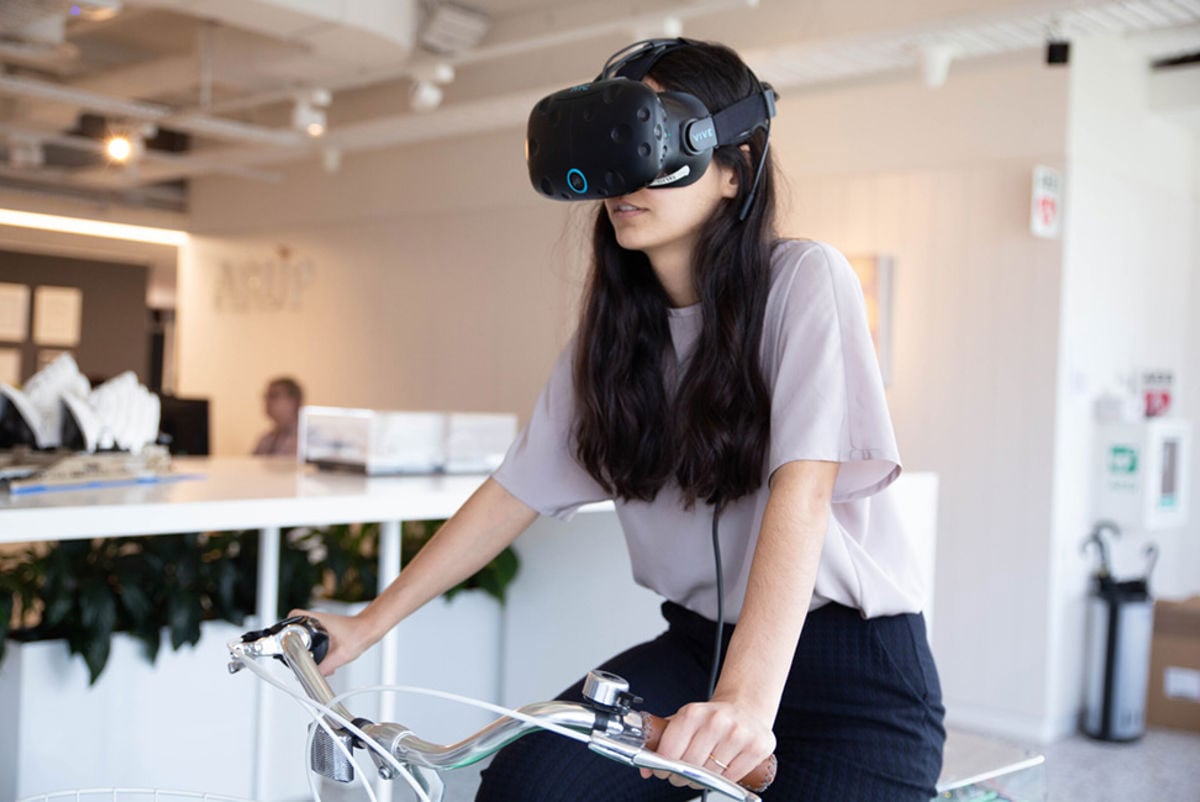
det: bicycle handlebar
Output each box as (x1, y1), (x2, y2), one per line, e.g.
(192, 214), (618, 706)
(228, 616), (777, 801)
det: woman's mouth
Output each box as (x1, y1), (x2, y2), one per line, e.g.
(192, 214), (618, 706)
(610, 201), (647, 219)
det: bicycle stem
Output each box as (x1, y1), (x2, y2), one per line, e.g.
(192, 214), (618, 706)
(279, 628), (357, 730)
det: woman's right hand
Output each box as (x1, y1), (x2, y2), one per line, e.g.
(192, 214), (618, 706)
(288, 607), (377, 676)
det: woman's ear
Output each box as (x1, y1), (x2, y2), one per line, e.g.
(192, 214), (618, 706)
(719, 145), (753, 199)
(719, 159), (740, 200)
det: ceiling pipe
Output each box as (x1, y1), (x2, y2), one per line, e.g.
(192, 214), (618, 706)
(0, 74), (304, 147)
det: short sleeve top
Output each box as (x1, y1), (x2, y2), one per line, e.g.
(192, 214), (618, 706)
(491, 239), (927, 621)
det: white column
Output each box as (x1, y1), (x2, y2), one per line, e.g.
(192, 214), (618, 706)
(376, 519), (403, 802)
(253, 525), (282, 800)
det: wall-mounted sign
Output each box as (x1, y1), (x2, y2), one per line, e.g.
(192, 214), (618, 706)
(1030, 165), (1062, 239)
(214, 245), (316, 312)
(1141, 370), (1173, 418)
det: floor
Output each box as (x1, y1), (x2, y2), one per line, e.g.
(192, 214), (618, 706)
(1041, 727), (1200, 801)
(431, 727), (1200, 802)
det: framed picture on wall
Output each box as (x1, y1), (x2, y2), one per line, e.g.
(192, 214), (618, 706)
(847, 255), (894, 386)
(0, 282), (30, 342)
(0, 347), (20, 386)
(33, 285), (83, 347)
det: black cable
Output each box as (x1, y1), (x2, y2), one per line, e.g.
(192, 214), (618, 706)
(707, 500), (726, 699)
(736, 132), (771, 222)
(703, 500), (726, 802)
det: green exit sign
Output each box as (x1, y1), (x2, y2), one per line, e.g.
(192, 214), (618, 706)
(1109, 445), (1139, 475)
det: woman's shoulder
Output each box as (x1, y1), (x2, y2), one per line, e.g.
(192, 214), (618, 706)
(768, 238), (859, 309)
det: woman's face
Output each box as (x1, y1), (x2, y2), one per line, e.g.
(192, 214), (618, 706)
(603, 163), (736, 258)
(264, 384), (298, 426)
(602, 80), (739, 263)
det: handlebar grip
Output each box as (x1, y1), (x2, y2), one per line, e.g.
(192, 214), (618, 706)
(304, 617), (331, 665)
(640, 712), (777, 794)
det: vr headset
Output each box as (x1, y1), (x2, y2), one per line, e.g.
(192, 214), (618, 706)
(525, 38), (777, 220)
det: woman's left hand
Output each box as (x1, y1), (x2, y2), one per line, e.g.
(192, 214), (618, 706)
(640, 696), (776, 788)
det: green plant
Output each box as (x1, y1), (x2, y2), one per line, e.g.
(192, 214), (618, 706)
(0, 531), (317, 685)
(302, 520), (520, 605)
(0, 519), (521, 684)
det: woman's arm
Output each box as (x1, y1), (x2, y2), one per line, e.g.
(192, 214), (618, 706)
(293, 476), (539, 676)
(647, 458), (838, 785)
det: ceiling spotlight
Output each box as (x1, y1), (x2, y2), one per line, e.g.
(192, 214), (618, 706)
(106, 135), (131, 161)
(105, 132), (145, 162)
(104, 121), (152, 164)
(292, 96), (327, 137)
(411, 80), (444, 112)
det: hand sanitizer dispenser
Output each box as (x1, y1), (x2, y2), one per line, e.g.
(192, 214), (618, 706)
(1095, 419), (1191, 531)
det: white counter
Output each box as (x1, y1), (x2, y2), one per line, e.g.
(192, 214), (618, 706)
(0, 455), (570, 541)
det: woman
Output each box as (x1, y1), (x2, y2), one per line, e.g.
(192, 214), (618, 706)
(299, 39), (945, 801)
(252, 376), (302, 457)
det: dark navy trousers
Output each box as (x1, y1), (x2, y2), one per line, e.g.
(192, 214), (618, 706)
(477, 601), (945, 801)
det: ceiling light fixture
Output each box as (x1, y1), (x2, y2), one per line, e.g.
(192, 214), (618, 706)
(410, 81), (444, 112)
(104, 121), (153, 164)
(409, 64), (454, 113)
(105, 133), (133, 161)
(0, 208), (188, 246)
(293, 89), (331, 137)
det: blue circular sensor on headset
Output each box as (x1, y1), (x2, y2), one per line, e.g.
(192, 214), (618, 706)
(567, 168), (588, 194)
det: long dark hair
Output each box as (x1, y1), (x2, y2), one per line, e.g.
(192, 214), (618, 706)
(573, 40), (777, 509)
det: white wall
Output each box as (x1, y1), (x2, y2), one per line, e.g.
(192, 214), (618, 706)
(770, 54), (1070, 741)
(180, 128), (594, 455)
(181, 52), (1074, 740)
(1045, 35), (1200, 740)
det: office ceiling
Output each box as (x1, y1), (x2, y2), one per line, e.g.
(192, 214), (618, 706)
(0, 0), (1198, 212)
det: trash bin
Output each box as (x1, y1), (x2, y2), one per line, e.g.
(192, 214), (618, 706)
(1083, 575), (1155, 741)
(1081, 522), (1157, 742)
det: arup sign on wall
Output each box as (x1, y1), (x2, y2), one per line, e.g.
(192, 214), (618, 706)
(214, 245), (315, 312)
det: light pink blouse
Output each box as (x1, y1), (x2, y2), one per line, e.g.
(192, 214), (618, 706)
(492, 239), (926, 621)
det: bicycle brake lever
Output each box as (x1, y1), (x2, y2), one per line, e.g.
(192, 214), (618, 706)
(588, 733), (759, 801)
(228, 615), (331, 665)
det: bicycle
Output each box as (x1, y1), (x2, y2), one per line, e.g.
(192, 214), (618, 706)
(226, 615), (778, 802)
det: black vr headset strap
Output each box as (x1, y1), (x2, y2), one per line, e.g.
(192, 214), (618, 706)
(601, 37), (702, 81)
(711, 86), (777, 146)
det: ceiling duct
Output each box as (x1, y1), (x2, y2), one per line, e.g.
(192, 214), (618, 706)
(125, 0), (419, 73)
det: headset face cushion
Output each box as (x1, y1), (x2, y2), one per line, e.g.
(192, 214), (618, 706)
(526, 79), (714, 200)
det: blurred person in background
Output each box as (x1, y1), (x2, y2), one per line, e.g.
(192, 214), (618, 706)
(253, 376), (303, 457)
